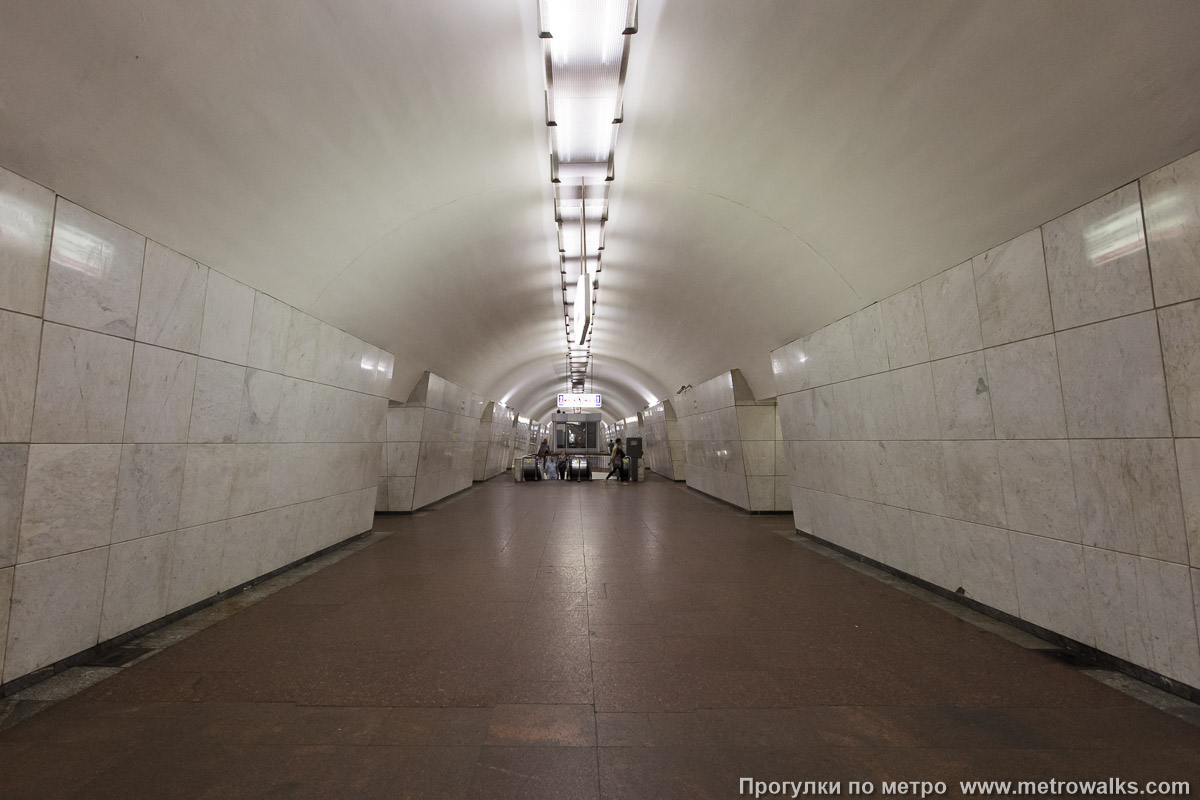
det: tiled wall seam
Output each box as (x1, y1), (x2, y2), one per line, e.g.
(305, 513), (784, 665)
(0, 164), (390, 684)
(772, 148), (1200, 690)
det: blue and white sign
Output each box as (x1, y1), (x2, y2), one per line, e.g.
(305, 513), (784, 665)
(557, 393), (602, 409)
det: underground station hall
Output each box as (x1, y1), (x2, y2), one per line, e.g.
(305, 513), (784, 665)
(3, 2), (1200, 798)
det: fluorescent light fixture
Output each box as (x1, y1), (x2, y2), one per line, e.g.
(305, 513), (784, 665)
(539, 0), (637, 394)
(573, 274), (592, 345)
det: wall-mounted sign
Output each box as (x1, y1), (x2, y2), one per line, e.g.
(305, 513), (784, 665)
(557, 393), (602, 409)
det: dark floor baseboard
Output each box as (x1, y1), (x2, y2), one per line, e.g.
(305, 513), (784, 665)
(795, 527), (1200, 705)
(0, 528), (373, 699)
(684, 486), (792, 516)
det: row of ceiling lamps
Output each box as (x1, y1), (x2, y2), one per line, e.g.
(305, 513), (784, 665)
(538, 0), (638, 391)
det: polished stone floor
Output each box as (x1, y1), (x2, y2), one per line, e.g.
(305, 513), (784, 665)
(2, 475), (1199, 798)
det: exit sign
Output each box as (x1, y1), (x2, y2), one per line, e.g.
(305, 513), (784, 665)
(557, 393), (602, 409)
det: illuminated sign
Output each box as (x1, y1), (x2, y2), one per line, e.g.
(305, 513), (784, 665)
(557, 393), (602, 409)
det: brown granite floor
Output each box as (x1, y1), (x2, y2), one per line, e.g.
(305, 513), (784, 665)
(2, 475), (1199, 798)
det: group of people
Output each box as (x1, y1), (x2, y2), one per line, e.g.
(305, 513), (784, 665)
(535, 439), (573, 480)
(535, 437), (629, 484)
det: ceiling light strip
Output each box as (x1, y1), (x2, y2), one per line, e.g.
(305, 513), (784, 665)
(537, 0), (637, 395)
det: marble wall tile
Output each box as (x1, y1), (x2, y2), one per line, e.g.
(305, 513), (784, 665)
(218, 513), (263, 592)
(240, 369), (283, 443)
(890, 363), (940, 440)
(1009, 532), (1094, 646)
(0, 309), (41, 441)
(777, 390), (815, 441)
(0, 166), (55, 316)
(167, 521), (225, 611)
(747, 476), (775, 511)
(900, 441), (948, 517)
(99, 532), (170, 640)
(830, 380), (865, 441)
(735, 406), (775, 440)
(858, 372), (897, 441)
(198, 271), (254, 365)
(43, 199), (145, 339)
(922, 261), (983, 360)
(111, 444), (185, 543)
(931, 351), (994, 439)
(284, 308), (320, 381)
(177, 444), (235, 528)
(1056, 311), (1171, 438)
(31, 323), (133, 443)
(1070, 438), (1188, 564)
(17, 443), (120, 563)
(771, 340), (809, 395)
(840, 441), (873, 501)
(123, 344), (197, 443)
(374, 476), (388, 512)
(790, 486), (812, 532)
(376, 352), (395, 398)
(1043, 183), (1154, 330)
(972, 228), (1054, 347)
(984, 335), (1067, 439)
(1083, 547), (1141, 667)
(189, 358), (245, 444)
(0, 445), (27, 568)
(1157, 299), (1200, 436)
(357, 346), (379, 395)
(954, 520), (1019, 615)
(134, 241), (207, 353)
(774, 476), (792, 511)
(1085, 549), (1200, 686)
(3, 547), (108, 682)
(997, 440), (1080, 543)
(315, 323), (343, 386)
(874, 503), (917, 576)
(268, 444), (306, 507)
(385, 407), (421, 443)
(741, 441), (775, 476)
(275, 377), (312, 443)
(911, 512), (962, 591)
(942, 440), (1006, 528)
(246, 292), (291, 374)
(228, 443), (274, 517)
(305, 384), (339, 443)
(880, 285), (930, 369)
(1141, 149), (1200, 307)
(866, 440), (906, 508)
(824, 317), (858, 383)
(258, 504), (300, 575)
(801, 331), (831, 388)
(1179, 439), (1200, 567)
(850, 303), (890, 376)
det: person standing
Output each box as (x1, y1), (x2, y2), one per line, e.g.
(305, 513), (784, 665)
(537, 438), (550, 474)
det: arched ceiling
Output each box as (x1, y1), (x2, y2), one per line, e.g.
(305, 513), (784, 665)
(3, 1), (1200, 420)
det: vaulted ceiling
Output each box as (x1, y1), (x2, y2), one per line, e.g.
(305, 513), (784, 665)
(4, 0), (1200, 421)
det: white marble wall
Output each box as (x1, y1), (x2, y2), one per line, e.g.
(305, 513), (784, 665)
(515, 418), (534, 458)
(472, 402), (518, 482)
(0, 166), (390, 685)
(381, 372), (482, 512)
(676, 370), (790, 511)
(772, 148), (1200, 691)
(641, 401), (687, 481)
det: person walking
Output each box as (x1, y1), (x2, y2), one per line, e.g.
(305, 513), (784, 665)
(537, 438), (550, 474)
(604, 438), (625, 484)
